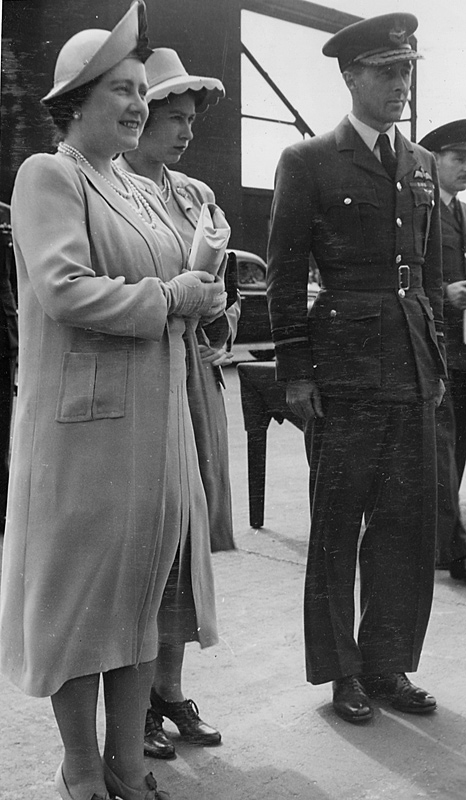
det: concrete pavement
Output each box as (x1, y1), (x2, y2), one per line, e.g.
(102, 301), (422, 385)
(1, 365), (466, 799)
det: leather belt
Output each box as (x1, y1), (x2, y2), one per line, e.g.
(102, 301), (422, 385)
(322, 264), (423, 294)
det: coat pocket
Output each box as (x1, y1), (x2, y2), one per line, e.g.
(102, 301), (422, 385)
(320, 185), (380, 253)
(309, 294), (382, 391)
(56, 351), (128, 423)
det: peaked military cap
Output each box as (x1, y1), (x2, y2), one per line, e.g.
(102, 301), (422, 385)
(418, 120), (466, 153)
(323, 12), (421, 72)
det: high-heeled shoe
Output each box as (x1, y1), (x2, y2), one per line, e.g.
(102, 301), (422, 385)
(103, 761), (170, 800)
(54, 763), (110, 800)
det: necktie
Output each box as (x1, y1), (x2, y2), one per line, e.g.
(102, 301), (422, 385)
(377, 133), (397, 180)
(450, 196), (463, 228)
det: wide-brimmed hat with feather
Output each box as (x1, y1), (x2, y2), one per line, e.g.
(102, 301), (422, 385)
(42, 0), (150, 103)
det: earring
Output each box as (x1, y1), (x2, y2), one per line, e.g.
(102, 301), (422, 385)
(72, 110), (81, 120)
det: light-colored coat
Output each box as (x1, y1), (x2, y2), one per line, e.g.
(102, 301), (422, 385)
(164, 167), (238, 553)
(0, 152), (217, 697)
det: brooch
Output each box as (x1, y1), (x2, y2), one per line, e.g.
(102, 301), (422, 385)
(175, 187), (190, 199)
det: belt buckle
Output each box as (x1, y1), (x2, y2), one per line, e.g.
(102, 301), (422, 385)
(398, 265), (410, 298)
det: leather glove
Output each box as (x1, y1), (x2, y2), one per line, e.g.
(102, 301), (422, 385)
(162, 270), (225, 318)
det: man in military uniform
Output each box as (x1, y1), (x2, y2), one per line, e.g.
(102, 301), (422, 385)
(267, 13), (445, 723)
(419, 121), (466, 580)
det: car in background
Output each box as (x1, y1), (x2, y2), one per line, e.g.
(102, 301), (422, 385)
(230, 248), (320, 361)
(231, 249), (273, 360)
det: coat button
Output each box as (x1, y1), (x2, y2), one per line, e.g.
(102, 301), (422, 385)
(344, 197), (352, 204)
(398, 288), (406, 298)
(396, 254), (402, 264)
(396, 182), (402, 191)
(396, 218), (403, 227)
(330, 309), (337, 317)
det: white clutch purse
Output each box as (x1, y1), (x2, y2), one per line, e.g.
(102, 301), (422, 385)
(188, 202), (231, 275)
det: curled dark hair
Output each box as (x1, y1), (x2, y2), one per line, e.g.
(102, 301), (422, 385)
(42, 48), (149, 142)
(42, 76), (102, 142)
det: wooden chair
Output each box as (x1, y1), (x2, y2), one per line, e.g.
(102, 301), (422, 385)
(236, 362), (304, 528)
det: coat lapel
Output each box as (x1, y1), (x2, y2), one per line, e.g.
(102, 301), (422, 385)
(335, 118), (423, 184)
(335, 117), (388, 180)
(394, 131), (419, 182)
(165, 169), (199, 231)
(440, 198), (458, 233)
(77, 159), (188, 267)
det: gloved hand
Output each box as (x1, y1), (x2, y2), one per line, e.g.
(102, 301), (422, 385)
(162, 270), (225, 318)
(198, 342), (234, 367)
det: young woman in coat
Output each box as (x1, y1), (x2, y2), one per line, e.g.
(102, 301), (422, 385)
(0, 6), (225, 800)
(115, 48), (238, 761)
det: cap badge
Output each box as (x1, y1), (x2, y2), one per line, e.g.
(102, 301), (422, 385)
(389, 25), (408, 47)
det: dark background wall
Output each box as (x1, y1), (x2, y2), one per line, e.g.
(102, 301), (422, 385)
(1, 0), (360, 257)
(1, 0), (243, 242)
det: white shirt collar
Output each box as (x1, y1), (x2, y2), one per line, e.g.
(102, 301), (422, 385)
(348, 112), (396, 153)
(440, 187), (455, 207)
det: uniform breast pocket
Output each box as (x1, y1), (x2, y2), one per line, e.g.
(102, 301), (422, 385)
(309, 295), (382, 391)
(321, 186), (380, 252)
(410, 182), (435, 257)
(56, 351), (128, 423)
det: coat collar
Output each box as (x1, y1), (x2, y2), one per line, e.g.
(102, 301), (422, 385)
(335, 116), (419, 182)
(164, 168), (198, 230)
(440, 196), (466, 234)
(95, 154), (188, 263)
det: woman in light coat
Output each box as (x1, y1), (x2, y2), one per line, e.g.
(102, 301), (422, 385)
(116, 48), (238, 761)
(0, 6), (225, 800)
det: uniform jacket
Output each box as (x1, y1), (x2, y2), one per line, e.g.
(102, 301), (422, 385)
(0, 153), (218, 696)
(267, 116), (446, 401)
(440, 198), (466, 370)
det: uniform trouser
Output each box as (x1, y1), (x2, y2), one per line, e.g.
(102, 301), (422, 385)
(449, 368), (466, 484)
(303, 398), (437, 685)
(435, 381), (466, 565)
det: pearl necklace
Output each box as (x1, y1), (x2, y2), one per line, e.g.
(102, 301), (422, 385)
(57, 142), (159, 229)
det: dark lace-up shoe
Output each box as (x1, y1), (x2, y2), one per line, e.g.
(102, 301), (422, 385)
(332, 676), (373, 723)
(144, 707), (176, 760)
(361, 672), (437, 714)
(449, 558), (466, 581)
(150, 690), (221, 745)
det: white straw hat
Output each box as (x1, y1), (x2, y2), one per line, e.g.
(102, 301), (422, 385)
(145, 48), (225, 113)
(42, 0), (149, 103)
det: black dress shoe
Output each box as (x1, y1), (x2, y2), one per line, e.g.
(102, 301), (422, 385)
(361, 673), (437, 714)
(449, 558), (466, 581)
(144, 708), (176, 759)
(150, 690), (221, 745)
(332, 676), (373, 723)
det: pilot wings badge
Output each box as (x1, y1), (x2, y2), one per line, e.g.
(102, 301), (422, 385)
(389, 25), (408, 46)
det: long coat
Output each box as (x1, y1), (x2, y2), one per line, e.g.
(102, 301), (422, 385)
(164, 168), (238, 553)
(267, 117), (446, 397)
(0, 152), (217, 697)
(440, 198), (466, 371)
